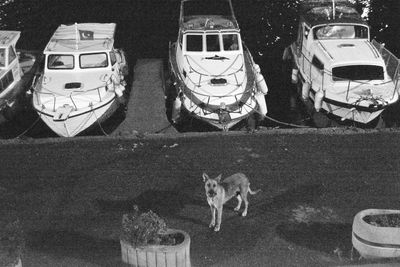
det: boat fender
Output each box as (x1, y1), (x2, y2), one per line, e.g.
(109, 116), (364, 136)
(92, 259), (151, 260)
(254, 64), (261, 74)
(291, 69), (299, 84)
(314, 90), (324, 112)
(115, 85), (125, 97)
(301, 82), (311, 100)
(256, 72), (268, 95)
(171, 96), (182, 123)
(255, 91), (267, 116)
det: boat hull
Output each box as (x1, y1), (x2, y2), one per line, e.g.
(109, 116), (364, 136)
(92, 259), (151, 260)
(0, 51), (37, 122)
(289, 43), (399, 126)
(305, 82), (386, 125)
(168, 43), (265, 131)
(34, 95), (121, 137)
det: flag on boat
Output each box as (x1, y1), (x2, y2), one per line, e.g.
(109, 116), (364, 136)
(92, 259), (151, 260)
(79, 30), (94, 40)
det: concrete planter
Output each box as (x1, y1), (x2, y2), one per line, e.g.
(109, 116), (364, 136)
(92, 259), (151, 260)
(121, 229), (191, 267)
(352, 209), (400, 259)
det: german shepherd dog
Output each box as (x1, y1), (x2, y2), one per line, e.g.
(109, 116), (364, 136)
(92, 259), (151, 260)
(203, 172), (260, 232)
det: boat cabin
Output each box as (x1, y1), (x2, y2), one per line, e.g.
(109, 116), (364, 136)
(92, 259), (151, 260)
(177, 0), (244, 73)
(0, 31), (21, 94)
(40, 23), (125, 93)
(293, 0), (393, 91)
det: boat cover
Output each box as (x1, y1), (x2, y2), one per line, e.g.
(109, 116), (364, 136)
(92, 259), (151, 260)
(0, 31), (20, 48)
(45, 23), (116, 53)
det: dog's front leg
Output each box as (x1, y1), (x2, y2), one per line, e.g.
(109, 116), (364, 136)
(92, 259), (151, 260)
(209, 205), (216, 228)
(214, 206), (223, 232)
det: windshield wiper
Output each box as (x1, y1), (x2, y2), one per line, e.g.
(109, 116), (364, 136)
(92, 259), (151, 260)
(205, 55), (230, 60)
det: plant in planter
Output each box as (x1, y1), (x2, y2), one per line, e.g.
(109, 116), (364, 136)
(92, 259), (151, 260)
(352, 209), (400, 259)
(120, 205), (191, 267)
(0, 219), (24, 267)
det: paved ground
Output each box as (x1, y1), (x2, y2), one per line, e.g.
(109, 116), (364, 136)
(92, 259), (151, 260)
(112, 58), (177, 136)
(2, 128), (400, 266)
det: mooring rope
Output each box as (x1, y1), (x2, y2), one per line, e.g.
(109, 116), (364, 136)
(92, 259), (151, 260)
(12, 107), (44, 139)
(92, 109), (109, 136)
(242, 101), (311, 129)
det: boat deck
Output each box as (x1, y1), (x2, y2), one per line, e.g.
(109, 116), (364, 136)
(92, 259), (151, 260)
(113, 58), (177, 135)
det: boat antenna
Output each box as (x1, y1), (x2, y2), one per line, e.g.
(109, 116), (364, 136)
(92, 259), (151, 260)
(332, 0), (336, 19)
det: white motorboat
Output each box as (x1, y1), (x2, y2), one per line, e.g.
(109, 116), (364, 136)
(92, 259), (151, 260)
(32, 23), (129, 137)
(168, 0), (268, 131)
(0, 31), (37, 122)
(284, 0), (400, 126)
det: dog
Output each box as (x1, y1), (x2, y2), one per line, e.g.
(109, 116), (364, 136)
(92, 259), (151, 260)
(202, 172), (261, 232)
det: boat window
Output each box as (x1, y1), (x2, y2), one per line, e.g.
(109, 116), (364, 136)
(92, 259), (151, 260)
(8, 46), (16, 65)
(0, 70), (14, 92)
(0, 48), (5, 67)
(48, 55), (74, 69)
(110, 51), (117, 66)
(206, 34), (220, 52)
(80, 53), (108, 69)
(222, 34), (239, 51)
(314, 25), (368, 39)
(332, 65), (384, 81)
(312, 56), (324, 70)
(186, 35), (203, 52)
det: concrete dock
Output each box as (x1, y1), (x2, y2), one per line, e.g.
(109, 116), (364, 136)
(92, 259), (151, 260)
(113, 58), (177, 136)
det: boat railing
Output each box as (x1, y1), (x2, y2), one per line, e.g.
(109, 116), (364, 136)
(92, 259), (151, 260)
(183, 54), (244, 89)
(298, 45), (399, 102)
(180, 53), (256, 114)
(372, 39), (400, 95)
(33, 74), (118, 111)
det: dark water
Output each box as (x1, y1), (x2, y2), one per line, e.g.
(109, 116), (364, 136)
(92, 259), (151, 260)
(0, 0), (398, 137)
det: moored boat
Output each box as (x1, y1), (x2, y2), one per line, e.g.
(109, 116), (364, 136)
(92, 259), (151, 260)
(0, 31), (37, 122)
(284, 0), (400, 127)
(31, 23), (129, 137)
(168, 0), (268, 131)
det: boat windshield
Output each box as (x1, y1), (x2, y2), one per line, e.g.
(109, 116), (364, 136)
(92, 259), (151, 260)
(0, 48), (5, 68)
(314, 24), (368, 40)
(48, 54), (74, 70)
(332, 65), (384, 81)
(186, 33), (239, 52)
(79, 53), (108, 69)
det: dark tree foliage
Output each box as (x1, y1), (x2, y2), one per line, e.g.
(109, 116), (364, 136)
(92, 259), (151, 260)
(0, 0), (397, 57)
(368, 0), (399, 56)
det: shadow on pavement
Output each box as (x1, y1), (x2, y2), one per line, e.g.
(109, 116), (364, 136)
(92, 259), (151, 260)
(27, 230), (120, 266)
(95, 189), (207, 217)
(276, 222), (352, 257)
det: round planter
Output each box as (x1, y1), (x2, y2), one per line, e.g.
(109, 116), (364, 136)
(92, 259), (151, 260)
(120, 229), (191, 267)
(352, 209), (400, 259)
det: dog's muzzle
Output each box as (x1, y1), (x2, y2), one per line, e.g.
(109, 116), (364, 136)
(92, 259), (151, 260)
(207, 190), (216, 198)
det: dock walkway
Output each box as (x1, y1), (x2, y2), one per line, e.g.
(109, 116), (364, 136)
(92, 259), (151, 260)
(113, 58), (177, 136)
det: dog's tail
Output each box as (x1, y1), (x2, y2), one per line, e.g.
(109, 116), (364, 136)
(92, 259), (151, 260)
(248, 184), (261, 195)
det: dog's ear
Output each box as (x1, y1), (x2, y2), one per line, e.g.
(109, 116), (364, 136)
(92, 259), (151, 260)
(215, 174), (222, 182)
(202, 172), (209, 182)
